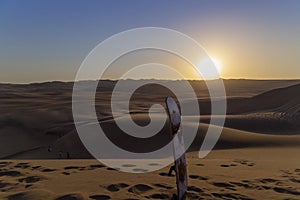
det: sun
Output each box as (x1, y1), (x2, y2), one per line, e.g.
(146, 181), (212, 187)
(210, 57), (222, 73)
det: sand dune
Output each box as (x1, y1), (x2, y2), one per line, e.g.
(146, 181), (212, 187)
(1, 80), (300, 199)
(227, 83), (300, 114)
(1, 80), (300, 159)
(199, 83), (300, 134)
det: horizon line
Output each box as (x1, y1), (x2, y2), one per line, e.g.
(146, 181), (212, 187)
(1, 78), (300, 85)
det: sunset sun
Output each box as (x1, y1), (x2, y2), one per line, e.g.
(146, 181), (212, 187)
(211, 57), (222, 73)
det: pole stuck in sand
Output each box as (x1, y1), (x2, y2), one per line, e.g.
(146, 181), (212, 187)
(166, 97), (188, 200)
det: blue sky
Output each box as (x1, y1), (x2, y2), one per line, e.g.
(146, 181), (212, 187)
(1, 0), (300, 82)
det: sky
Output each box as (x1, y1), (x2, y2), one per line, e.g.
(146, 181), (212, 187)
(0, 0), (300, 83)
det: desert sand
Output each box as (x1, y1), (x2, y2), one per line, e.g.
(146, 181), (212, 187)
(0, 147), (299, 200)
(0, 79), (300, 199)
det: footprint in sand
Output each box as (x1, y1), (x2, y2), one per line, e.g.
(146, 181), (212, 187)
(89, 194), (111, 200)
(63, 166), (85, 174)
(7, 190), (54, 200)
(18, 176), (44, 184)
(148, 193), (169, 199)
(280, 169), (293, 175)
(148, 163), (161, 167)
(128, 184), (153, 194)
(159, 172), (175, 177)
(14, 163), (30, 169)
(25, 184), (33, 189)
(290, 178), (300, 183)
(241, 180), (250, 183)
(212, 182), (236, 191)
(212, 192), (252, 200)
(187, 186), (204, 193)
(229, 181), (253, 190)
(258, 178), (279, 184)
(0, 162), (11, 168)
(0, 181), (13, 192)
(273, 187), (300, 196)
(106, 183), (129, 192)
(233, 159), (255, 167)
(153, 183), (173, 189)
(0, 170), (22, 177)
(106, 167), (119, 171)
(232, 179), (286, 191)
(0, 181), (10, 188)
(40, 168), (57, 172)
(220, 163), (238, 168)
(132, 168), (148, 173)
(189, 175), (208, 181)
(88, 164), (105, 170)
(123, 199), (139, 200)
(64, 166), (84, 170)
(124, 198), (140, 200)
(56, 193), (85, 200)
(121, 164), (136, 168)
(186, 192), (203, 199)
(220, 164), (230, 168)
(259, 178), (285, 187)
(0, 180), (19, 192)
(31, 166), (42, 170)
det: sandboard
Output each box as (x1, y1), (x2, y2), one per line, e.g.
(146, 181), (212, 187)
(166, 97), (188, 200)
